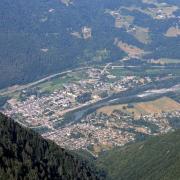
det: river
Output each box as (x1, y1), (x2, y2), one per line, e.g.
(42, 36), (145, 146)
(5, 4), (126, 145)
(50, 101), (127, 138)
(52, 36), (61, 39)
(59, 77), (180, 127)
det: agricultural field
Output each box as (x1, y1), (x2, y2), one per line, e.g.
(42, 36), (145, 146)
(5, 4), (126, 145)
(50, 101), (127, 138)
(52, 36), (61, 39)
(97, 97), (180, 119)
(144, 6), (178, 20)
(97, 104), (125, 116)
(114, 15), (134, 29)
(129, 26), (150, 44)
(108, 9), (150, 44)
(37, 71), (89, 93)
(110, 65), (180, 78)
(115, 40), (145, 58)
(150, 58), (180, 64)
(106, 9), (134, 29)
(125, 2), (178, 20)
(109, 68), (133, 78)
(165, 26), (180, 37)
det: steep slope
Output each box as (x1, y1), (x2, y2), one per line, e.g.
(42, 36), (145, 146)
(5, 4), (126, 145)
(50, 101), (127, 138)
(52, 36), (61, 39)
(97, 128), (180, 180)
(0, 113), (103, 180)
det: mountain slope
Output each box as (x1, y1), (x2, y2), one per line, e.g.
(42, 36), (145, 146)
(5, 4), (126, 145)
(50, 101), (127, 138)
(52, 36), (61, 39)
(0, 0), (125, 89)
(0, 113), (102, 180)
(97, 128), (180, 180)
(1, 0), (179, 89)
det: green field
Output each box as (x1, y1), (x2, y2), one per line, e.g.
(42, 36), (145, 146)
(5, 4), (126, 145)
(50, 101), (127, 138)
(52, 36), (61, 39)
(110, 66), (180, 77)
(38, 71), (88, 93)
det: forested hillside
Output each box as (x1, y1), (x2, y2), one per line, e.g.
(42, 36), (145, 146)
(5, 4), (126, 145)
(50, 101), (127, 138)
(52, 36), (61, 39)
(97, 128), (180, 180)
(0, 0), (180, 89)
(0, 113), (103, 180)
(0, 0), (124, 89)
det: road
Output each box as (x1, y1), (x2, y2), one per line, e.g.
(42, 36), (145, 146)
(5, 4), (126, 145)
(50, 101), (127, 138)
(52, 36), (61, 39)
(101, 63), (111, 74)
(0, 63), (171, 96)
(0, 67), (89, 96)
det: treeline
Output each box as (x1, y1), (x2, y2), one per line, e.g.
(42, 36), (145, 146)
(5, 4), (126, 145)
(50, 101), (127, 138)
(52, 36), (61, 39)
(0, 113), (104, 180)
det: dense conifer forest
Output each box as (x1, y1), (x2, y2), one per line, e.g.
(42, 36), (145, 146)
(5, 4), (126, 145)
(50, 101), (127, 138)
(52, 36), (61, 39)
(0, 113), (103, 180)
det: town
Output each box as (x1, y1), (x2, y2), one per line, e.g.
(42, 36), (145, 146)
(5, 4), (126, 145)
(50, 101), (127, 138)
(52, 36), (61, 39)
(43, 109), (180, 156)
(3, 66), (152, 128)
(2, 63), (180, 156)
